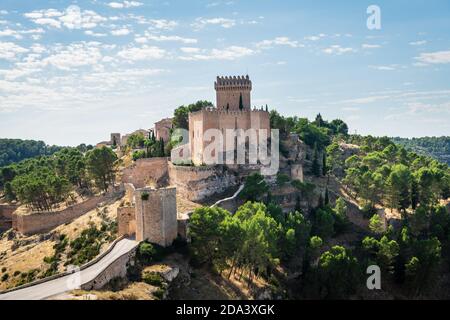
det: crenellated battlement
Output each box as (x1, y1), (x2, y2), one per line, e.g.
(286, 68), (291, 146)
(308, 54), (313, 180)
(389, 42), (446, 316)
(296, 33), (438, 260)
(190, 107), (268, 117)
(215, 75), (252, 91)
(215, 75), (252, 110)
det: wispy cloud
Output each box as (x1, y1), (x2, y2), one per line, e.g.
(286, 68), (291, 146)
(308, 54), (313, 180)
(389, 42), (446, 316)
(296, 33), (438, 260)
(192, 17), (236, 29)
(415, 50), (450, 64)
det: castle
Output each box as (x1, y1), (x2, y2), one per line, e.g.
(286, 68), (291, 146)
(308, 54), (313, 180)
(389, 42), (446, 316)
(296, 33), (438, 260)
(189, 75), (270, 165)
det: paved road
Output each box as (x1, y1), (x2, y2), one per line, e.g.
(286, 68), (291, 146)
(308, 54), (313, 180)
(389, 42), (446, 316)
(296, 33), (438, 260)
(0, 238), (138, 300)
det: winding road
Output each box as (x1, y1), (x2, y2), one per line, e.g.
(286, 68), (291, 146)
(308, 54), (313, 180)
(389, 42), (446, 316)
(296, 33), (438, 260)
(0, 238), (138, 300)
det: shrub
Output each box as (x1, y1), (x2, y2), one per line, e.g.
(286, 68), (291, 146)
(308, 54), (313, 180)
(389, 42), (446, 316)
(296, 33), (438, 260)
(1, 273), (9, 281)
(141, 192), (149, 201)
(142, 272), (164, 287)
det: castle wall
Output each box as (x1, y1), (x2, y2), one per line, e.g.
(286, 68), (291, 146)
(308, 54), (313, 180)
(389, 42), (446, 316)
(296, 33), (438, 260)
(81, 248), (137, 291)
(135, 187), (178, 247)
(121, 157), (169, 188)
(155, 118), (173, 143)
(12, 190), (123, 235)
(189, 109), (270, 166)
(0, 204), (18, 220)
(117, 206), (136, 237)
(168, 163), (238, 201)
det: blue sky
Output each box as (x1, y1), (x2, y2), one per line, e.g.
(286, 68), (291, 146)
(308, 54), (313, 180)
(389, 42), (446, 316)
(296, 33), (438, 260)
(0, 0), (449, 146)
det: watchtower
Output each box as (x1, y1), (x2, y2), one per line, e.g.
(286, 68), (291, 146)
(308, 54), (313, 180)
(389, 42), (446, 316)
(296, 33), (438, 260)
(215, 75), (252, 111)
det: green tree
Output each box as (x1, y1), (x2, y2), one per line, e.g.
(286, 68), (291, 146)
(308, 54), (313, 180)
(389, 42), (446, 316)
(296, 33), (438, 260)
(311, 143), (321, 177)
(126, 133), (146, 149)
(189, 206), (230, 265)
(318, 246), (360, 299)
(85, 147), (118, 192)
(313, 207), (335, 239)
(386, 164), (411, 213)
(173, 101), (213, 129)
(369, 214), (384, 235)
(240, 173), (269, 202)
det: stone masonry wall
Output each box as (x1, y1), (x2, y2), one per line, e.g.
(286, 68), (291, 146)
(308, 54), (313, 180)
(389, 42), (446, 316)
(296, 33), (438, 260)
(0, 204), (18, 219)
(81, 248), (137, 291)
(12, 190), (123, 235)
(121, 157), (169, 189)
(135, 187), (178, 247)
(117, 206), (136, 237)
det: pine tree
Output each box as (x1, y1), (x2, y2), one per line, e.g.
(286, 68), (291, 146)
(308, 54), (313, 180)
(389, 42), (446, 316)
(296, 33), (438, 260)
(160, 138), (165, 156)
(411, 178), (419, 210)
(239, 93), (244, 110)
(312, 143), (321, 177)
(324, 188), (330, 206)
(322, 151), (327, 176)
(317, 193), (324, 209)
(265, 104), (268, 112)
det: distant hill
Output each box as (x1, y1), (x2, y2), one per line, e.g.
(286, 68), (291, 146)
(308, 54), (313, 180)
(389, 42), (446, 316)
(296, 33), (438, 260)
(392, 136), (450, 165)
(0, 138), (62, 167)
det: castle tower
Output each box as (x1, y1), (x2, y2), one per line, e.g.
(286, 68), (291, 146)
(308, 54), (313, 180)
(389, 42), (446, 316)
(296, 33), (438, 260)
(134, 187), (178, 247)
(215, 75), (252, 111)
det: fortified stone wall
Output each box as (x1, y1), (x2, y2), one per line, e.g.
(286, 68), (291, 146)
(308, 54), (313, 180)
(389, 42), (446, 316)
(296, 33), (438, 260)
(189, 109), (270, 165)
(168, 163), (238, 201)
(0, 204), (18, 219)
(154, 118), (173, 143)
(81, 248), (137, 291)
(135, 187), (178, 247)
(12, 190), (123, 235)
(121, 157), (169, 189)
(117, 206), (136, 238)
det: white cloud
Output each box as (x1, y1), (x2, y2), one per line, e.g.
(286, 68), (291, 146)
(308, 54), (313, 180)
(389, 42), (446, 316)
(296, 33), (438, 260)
(34, 18), (62, 28)
(117, 45), (166, 60)
(108, 1), (143, 9)
(43, 43), (103, 70)
(180, 46), (254, 61)
(369, 65), (397, 71)
(256, 37), (303, 49)
(111, 28), (131, 36)
(0, 28), (22, 39)
(180, 47), (201, 54)
(85, 30), (107, 37)
(192, 17), (236, 29)
(362, 44), (381, 49)
(0, 42), (28, 60)
(149, 19), (178, 30)
(304, 34), (326, 41)
(409, 40), (427, 46)
(322, 45), (355, 55)
(25, 6), (106, 30)
(136, 34), (197, 44)
(415, 50), (450, 64)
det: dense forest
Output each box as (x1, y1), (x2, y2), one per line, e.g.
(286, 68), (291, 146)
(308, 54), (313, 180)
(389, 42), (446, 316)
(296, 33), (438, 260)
(392, 136), (450, 165)
(0, 139), (63, 167)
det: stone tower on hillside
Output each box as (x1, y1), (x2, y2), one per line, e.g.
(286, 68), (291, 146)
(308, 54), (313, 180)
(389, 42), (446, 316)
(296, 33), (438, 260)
(215, 75), (252, 111)
(134, 187), (178, 247)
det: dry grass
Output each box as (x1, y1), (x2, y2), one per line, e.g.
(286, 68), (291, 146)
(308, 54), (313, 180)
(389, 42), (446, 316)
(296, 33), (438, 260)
(62, 282), (156, 300)
(0, 198), (122, 291)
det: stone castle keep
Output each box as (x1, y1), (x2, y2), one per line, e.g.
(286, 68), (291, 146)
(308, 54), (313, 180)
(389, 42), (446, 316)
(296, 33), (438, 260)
(189, 75), (270, 165)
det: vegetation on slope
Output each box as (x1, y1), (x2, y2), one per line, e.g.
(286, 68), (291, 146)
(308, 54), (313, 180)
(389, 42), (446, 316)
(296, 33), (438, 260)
(0, 146), (118, 211)
(392, 136), (450, 165)
(0, 138), (62, 167)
